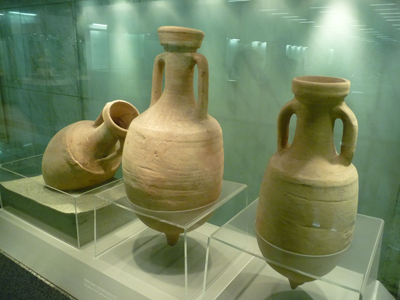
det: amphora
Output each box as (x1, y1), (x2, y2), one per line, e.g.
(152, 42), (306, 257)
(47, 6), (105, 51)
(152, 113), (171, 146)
(255, 76), (358, 289)
(122, 26), (224, 246)
(42, 100), (139, 191)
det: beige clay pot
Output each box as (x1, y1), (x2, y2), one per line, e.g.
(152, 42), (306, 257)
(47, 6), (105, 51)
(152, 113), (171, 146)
(122, 26), (224, 246)
(256, 76), (358, 288)
(42, 100), (139, 191)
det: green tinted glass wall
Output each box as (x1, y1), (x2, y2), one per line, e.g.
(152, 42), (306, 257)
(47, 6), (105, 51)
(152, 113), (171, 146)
(0, 0), (399, 296)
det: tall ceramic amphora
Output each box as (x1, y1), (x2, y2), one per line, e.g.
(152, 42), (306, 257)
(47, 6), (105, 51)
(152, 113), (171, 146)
(122, 26), (224, 246)
(42, 100), (139, 191)
(255, 76), (358, 289)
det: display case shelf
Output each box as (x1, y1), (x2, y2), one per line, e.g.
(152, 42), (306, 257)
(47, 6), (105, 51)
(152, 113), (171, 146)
(0, 195), (394, 300)
(94, 180), (248, 299)
(0, 155), (128, 248)
(203, 199), (386, 300)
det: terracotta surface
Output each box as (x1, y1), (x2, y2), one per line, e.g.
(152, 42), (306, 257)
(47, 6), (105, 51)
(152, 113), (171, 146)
(122, 26), (224, 246)
(42, 100), (139, 191)
(256, 76), (359, 288)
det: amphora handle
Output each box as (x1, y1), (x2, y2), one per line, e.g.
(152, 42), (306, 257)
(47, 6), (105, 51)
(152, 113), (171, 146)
(193, 53), (209, 119)
(150, 53), (165, 106)
(277, 99), (297, 153)
(333, 103), (358, 165)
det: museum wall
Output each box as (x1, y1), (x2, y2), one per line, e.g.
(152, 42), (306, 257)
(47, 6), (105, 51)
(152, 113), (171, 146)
(0, 0), (399, 295)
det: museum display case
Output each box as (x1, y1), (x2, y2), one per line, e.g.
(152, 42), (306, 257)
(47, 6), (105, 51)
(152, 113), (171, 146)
(0, 0), (399, 299)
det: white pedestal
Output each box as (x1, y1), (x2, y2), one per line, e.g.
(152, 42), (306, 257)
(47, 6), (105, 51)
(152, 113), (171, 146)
(203, 199), (394, 300)
(0, 180), (248, 300)
(0, 155), (127, 248)
(93, 180), (248, 299)
(0, 193), (394, 300)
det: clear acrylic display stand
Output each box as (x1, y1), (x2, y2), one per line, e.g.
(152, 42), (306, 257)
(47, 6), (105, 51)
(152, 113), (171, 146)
(0, 155), (128, 248)
(203, 198), (384, 300)
(94, 180), (248, 300)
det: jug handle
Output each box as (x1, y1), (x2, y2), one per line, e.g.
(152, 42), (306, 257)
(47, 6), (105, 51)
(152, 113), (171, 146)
(334, 103), (358, 165)
(193, 53), (209, 119)
(150, 53), (165, 106)
(277, 99), (297, 154)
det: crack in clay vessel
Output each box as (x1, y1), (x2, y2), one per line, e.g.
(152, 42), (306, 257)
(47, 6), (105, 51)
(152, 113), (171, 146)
(255, 76), (358, 289)
(42, 100), (139, 191)
(122, 26), (224, 246)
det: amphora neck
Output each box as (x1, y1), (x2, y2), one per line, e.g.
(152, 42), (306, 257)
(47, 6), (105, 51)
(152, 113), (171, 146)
(290, 99), (341, 160)
(162, 52), (196, 100)
(90, 100), (139, 159)
(289, 76), (350, 161)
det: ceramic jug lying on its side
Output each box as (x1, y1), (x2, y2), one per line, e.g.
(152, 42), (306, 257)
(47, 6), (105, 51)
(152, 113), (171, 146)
(42, 100), (139, 191)
(255, 76), (358, 289)
(122, 26), (224, 246)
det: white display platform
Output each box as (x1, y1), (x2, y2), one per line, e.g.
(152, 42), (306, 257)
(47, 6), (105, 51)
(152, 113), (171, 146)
(203, 199), (394, 300)
(92, 180), (248, 299)
(204, 253), (395, 300)
(0, 179), (248, 300)
(0, 207), (395, 300)
(94, 180), (249, 257)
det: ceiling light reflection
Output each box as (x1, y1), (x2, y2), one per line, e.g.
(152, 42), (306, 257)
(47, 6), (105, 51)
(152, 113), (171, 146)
(229, 38), (240, 43)
(375, 8), (399, 11)
(308, 1), (365, 54)
(90, 23), (108, 30)
(370, 3), (396, 6)
(271, 12), (289, 15)
(9, 11), (37, 16)
(310, 6), (331, 9)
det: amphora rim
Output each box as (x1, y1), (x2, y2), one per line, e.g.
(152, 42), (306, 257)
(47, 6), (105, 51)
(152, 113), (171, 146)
(292, 76), (350, 105)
